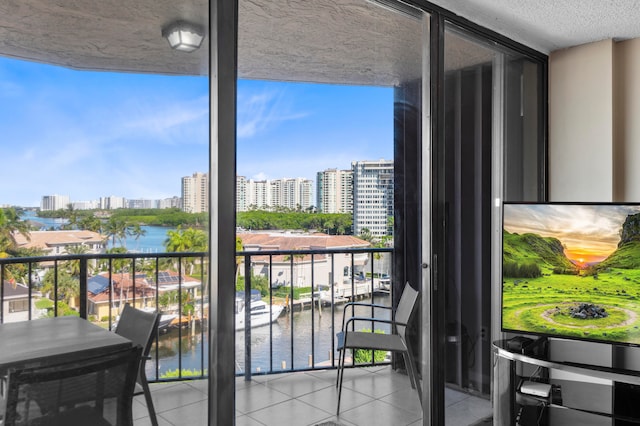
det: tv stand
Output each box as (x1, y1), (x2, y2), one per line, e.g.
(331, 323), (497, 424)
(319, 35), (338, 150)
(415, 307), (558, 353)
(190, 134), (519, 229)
(493, 340), (640, 425)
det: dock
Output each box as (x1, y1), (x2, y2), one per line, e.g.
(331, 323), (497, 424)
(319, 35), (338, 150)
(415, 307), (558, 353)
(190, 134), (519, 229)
(286, 280), (389, 311)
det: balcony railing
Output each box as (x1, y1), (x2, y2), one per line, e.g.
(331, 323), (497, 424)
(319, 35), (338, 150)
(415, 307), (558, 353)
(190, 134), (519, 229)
(0, 247), (394, 383)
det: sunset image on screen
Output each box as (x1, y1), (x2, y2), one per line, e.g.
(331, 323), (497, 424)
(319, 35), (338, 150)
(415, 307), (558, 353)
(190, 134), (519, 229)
(503, 204), (624, 267)
(502, 203), (640, 346)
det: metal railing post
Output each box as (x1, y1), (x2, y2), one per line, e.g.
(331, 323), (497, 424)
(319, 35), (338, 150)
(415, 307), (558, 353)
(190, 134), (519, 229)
(244, 254), (252, 381)
(0, 264), (4, 323)
(0, 247), (393, 380)
(79, 256), (88, 319)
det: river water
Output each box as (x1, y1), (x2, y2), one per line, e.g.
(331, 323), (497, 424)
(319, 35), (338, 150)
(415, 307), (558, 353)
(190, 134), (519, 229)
(20, 211), (172, 253)
(151, 294), (392, 379)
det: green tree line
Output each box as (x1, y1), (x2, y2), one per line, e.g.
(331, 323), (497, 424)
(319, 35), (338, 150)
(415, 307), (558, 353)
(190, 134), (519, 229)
(38, 207), (207, 228)
(237, 210), (352, 234)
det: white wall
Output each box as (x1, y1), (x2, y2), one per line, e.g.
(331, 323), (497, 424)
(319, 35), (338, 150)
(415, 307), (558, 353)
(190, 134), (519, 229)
(549, 39), (614, 202)
(549, 36), (640, 376)
(614, 38), (640, 201)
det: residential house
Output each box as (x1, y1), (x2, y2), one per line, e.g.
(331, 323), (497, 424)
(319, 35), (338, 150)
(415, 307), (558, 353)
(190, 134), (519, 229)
(238, 232), (374, 289)
(2, 280), (41, 323)
(13, 230), (106, 256)
(87, 271), (202, 320)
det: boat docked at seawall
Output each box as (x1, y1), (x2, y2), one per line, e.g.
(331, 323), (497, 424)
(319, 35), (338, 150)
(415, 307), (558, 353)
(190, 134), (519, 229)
(235, 298), (284, 331)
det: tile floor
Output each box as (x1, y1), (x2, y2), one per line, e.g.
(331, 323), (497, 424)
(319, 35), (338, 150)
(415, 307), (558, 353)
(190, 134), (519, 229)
(133, 366), (492, 426)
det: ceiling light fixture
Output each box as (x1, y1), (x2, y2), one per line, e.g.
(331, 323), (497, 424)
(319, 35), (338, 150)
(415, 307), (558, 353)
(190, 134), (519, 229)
(162, 21), (205, 52)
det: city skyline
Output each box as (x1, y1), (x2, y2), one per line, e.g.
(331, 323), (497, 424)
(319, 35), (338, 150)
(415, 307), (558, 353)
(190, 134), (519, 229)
(1, 56), (393, 207)
(29, 160), (392, 211)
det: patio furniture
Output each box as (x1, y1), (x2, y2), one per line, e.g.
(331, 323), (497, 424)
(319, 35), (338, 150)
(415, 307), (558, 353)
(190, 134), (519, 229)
(4, 345), (142, 426)
(115, 304), (161, 426)
(0, 316), (134, 425)
(0, 316), (132, 370)
(335, 283), (421, 415)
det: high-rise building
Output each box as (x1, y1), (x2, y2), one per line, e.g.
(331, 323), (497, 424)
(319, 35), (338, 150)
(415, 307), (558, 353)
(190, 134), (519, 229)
(182, 172), (209, 213)
(236, 177), (313, 212)
(272, 178), (313, 211)
(249, 180), (270, 210)
(41, 194), (70, 211)
(236, 176), (248, 212)
(100, 196), (126, 210)
(158, 196), (182, 209)
(71, 200), (99, 210)
(127, 199), (156, 209)
(316, 168), (353, 214)
(352, 160), (394, 237)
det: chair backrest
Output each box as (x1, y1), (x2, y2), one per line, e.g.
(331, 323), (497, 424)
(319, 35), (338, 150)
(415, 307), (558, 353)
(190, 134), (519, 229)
(4, 345), (142, 426)
(115, 304), (160, 358)
(395, 283), (419, 341)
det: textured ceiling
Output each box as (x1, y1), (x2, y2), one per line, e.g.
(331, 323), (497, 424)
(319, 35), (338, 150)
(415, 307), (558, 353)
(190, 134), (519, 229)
(428, 0), (640, 54)
(1, 0), (640, 82)
(0, 0), (209, 75)
(239, 0), (425, 85)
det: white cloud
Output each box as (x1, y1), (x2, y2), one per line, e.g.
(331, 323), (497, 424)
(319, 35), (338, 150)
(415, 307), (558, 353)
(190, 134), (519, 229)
(251, 172), (269, 181)
(120, 96), (209, 143)
(237, 89), (307, 139)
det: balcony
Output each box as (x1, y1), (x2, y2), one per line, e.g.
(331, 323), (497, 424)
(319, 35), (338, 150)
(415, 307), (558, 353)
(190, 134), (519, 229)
(133, 368), (491, 426)
(1, 248), (491, 425)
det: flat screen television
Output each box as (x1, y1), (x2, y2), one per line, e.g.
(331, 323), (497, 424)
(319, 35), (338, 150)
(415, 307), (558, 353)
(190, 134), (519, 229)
(502, 202), (640, 347)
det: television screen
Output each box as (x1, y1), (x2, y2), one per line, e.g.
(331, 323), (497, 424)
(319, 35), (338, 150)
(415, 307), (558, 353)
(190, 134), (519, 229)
(502, 202), (640, 346)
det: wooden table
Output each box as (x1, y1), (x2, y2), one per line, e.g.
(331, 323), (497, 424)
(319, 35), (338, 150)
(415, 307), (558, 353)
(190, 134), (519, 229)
(0, 316), (132, 371)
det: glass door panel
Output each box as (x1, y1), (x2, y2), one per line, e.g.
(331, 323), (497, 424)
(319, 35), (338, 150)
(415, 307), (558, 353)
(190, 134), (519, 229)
(235, 1), (429, 424)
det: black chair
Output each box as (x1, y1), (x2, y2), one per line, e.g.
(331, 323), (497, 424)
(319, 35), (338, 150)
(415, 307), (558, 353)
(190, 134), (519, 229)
(335, 283), (421, 415)
(115, 304), (161, 426)
(4, 345), (142, 426)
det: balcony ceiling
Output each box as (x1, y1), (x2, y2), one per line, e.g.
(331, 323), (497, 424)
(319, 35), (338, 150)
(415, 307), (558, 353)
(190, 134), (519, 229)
(429, 0), (640, 54)
(0, 0), (639, 83)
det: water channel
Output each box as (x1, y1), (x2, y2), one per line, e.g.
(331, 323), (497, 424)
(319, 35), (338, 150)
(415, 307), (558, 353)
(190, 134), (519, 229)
(150, 293), (392, 379)
(18, 212), (392, 379)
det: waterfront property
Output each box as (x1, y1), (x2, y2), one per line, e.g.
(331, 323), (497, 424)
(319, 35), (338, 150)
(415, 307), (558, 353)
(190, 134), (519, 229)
(0, 247), (391, 379)
(13, 230), (106, 255)
(238, 232), (383, 289)
(87, 270), (202, 320)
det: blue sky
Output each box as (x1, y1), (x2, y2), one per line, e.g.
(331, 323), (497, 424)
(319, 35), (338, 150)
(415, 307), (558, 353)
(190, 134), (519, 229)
(0, 57), (393, 207)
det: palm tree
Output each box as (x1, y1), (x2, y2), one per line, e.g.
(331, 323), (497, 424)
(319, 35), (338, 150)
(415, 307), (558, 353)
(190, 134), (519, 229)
(64, 244), (91, 277)
(164, 226), (208, 274)
(358, 227), (373, 242)
(0, 207), (30, 254)
(104, 217), (131, 248)
(61, 204), (78, 230)
(42, 269), (79, 308)
(130, 223), (147, 251)
(104, 247), (129, 312)
(78, 214), (102, 232)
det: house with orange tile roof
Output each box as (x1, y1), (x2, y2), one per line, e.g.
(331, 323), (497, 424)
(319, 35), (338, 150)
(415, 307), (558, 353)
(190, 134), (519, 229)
(237, 232), (380, 289)
(87, 270), (202, 320)
(13, 230), (106, 256)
